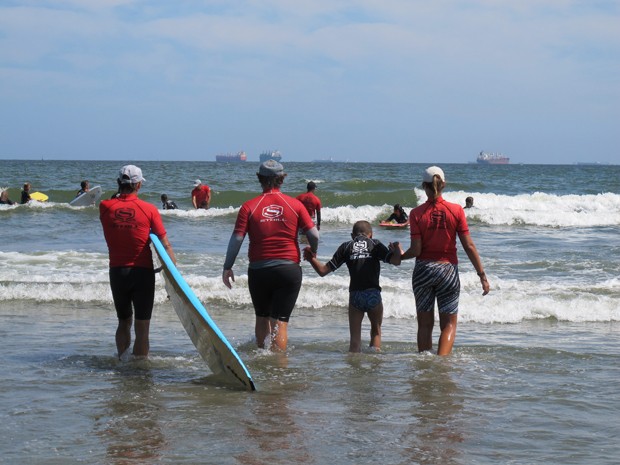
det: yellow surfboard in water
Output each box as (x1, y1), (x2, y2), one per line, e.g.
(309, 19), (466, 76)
(30, 192), (49, 202)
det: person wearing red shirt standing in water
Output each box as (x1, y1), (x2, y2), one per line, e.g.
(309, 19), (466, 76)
(222, 160), (319, 351)
(191, 179), (211, 209)
(296, 181), (322, 230)
(100, 165), (176, 360)
(401, 166), (490, 355)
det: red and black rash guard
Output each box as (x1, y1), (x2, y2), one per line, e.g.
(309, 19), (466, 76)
(100, 193), (167, 269)
(233, 188), (315, 264)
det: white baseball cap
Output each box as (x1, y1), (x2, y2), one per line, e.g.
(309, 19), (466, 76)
(194, 179), (201, 187)
(422, 166), (445, 183)
(118, 165), (145, 184)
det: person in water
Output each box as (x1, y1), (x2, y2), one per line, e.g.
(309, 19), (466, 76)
(0, 188), (15, 205)
(222, 160), (319, 352)
(76, 180), (90, 197)
(100, 165), (176, 360)
(384, 204), (408, 224)
(21, 183), (32, 204)
(161, 194), (178, 210)
(191, 179), (211, 209)
(465, 196), (474, 209)
(296, 181), (322, 230)
(401, 166), (490, 356)
(303, 220), (402, 352)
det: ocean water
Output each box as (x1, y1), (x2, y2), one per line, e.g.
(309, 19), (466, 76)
(1, 159), (619, 464)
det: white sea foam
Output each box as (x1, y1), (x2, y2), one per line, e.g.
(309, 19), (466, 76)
(421, 189), (620, 227)
(159, 206), (239, 218)
(2, 243), (618, 324)
(318, 191), (620, 227)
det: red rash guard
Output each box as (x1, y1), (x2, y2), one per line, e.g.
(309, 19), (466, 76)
(192, 185), (211, 206)
(233, 188), (315, 263)
(100, 193), (167, 268)
(409, 196), (469, 264)
(295, 191), (322, 220)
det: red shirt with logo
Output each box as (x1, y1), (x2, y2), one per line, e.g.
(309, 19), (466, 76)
(295, 191), (322, 221)
(409, 196), (469, 264)
(233, 188), (315, 263)
(192, 185), (211, 207)
(100, 194), (167, 268)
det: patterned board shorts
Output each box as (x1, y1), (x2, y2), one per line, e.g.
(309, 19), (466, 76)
(412, 261), (460, 315)
(349, 288), (382, 312)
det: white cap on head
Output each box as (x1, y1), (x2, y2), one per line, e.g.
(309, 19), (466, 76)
(118, 165), (145, 184)
(194, 179), (201, 187)
(422, 166), (445, 183)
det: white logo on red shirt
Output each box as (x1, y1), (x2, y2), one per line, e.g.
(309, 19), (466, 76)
(262, 205), (283, 218)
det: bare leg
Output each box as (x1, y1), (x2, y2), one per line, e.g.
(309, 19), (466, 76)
(367, 303), (383, 351)
(437, 313), (458, 356)
(255, 316), (272, 348)
(133, 319), (151, 357)
(416, 311), (434, 352)
(348, 305), (364, 353)
(270, 319), (288, 352)
(116, 318), (132, 360)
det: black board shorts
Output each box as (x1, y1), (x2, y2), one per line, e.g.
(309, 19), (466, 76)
(248, 263), (302, 322)
(109, 267), (156, 320)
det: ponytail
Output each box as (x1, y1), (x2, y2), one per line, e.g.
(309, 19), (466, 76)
(422, 176), (445, 198)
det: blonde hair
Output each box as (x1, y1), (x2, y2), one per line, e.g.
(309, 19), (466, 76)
(422, 176), (444, 197)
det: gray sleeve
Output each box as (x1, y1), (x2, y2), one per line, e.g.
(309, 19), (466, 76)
(223, 234), (244, 270)
(304, 226), (320, 253)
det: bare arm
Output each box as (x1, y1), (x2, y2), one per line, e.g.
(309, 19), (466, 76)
(302, 247), (331, 276)
(401, 237), (421, 260)
(458, 232), (490, 296)
(158, 234), (176, 265)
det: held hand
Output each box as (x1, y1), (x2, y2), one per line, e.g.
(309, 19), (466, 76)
(389, 241), (404, 254)
(222, 269), (235, 289)
(302, 246), (316, 261)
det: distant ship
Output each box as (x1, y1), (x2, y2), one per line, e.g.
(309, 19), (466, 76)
(259, 150), (282, 163)
(215, 151), (247, 162)
(477, 151), (510, 165)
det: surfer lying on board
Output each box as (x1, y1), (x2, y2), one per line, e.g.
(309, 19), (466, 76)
(384, 204), (408, 224)
(303, 220), (402, 352)
(100, 165), (177, 360)
(222, 160), (319, 352)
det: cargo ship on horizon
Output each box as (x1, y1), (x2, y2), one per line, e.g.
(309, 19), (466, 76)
(215, 151), (247, 162)
(259, 150), (282, 163)
(477, 151), (510, 165)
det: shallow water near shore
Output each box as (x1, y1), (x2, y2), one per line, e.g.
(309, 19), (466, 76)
(2, 300), (620, 464)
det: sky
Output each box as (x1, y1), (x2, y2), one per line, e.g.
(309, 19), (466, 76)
(1, 1), (619, 164)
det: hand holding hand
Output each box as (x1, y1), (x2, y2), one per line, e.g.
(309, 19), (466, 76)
(302, 246), (316, 261)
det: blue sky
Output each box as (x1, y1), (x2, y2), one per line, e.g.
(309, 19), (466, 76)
(1, 1), (618, 164)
